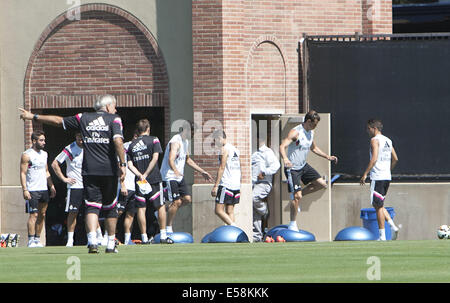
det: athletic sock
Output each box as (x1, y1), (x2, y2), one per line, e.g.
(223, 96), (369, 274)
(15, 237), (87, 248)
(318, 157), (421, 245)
(87, 232), (97, 246)
(387, 219), (398, 231)
(166, 226), (173, 233)
(124, 233), (131, 244)
(67, 232), (74, 242)
(96, 227), (103, 239)
(141, 233), (148, 243)
(160, 229), (167, 240)
(34, 235), (40, 242)
(379, 229), (386, 241)
(107, 235), (116, 250)
(28, 235), (34, 242)
(288, 221), (299, 232)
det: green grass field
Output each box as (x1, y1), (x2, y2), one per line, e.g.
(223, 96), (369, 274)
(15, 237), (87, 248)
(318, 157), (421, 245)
(1, 240), (450, 283)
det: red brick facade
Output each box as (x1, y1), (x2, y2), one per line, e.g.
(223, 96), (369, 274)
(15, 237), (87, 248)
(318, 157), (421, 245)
(22, 1), (392, 184)
(192, 0), (392, 183)
(24, 4), (169, 147)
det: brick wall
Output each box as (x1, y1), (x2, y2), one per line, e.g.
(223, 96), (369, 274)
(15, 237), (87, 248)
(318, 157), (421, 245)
(192, 0), (392, 183)
(24, 4), (169, 147)
(191, 0), (224, 182)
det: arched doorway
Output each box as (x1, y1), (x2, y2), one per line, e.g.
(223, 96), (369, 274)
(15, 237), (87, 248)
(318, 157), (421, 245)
(23, 4), (169, 245)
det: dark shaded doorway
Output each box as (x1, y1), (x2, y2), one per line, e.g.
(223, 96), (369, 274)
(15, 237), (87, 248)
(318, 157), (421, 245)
(39, 106), (165, 245)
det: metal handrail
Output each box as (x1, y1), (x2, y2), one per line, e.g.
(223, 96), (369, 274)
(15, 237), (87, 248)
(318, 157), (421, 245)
(305, 32), (450, 42)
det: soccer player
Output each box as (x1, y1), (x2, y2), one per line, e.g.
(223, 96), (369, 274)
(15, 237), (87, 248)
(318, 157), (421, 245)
(279, 110), (338, 231)
(160, 121), (214, 234)
(19, 94), (126, 253)
(52, 132), (104, 247)
(20, 130), (56, 247)
(360, 119), (400, 241)
(251, 138), (280, 242)
(126, 119), (174, 244)
(117, 132), (138, 246)
(211, 130), (241, 226)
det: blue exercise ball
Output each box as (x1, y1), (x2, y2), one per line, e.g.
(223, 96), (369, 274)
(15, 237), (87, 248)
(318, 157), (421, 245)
(273, 228), (316, 242)
(153, 232), (194, 244)
(208, 225), (249, 243)
(201, 232), (212, 243)
(266, 224), (289, 237)
(334, 226), (377, 241)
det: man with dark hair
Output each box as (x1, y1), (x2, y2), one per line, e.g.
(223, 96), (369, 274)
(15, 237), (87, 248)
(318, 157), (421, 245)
(126, 119), (174, 244)
(20, 130), (56, 247)
(160, 120), (214, 234)
(19, 94), (126, 253)
(51, 132), (104, 247)
(360, 119), (400, 240)
(211, 130), (242, 226)
(279, 110), (338, 231)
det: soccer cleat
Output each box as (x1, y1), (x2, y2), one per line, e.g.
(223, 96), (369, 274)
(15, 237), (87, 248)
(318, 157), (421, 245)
(88, 244), (99, 254)
(33, 240), (44, 248)
(105, 240), (119, 253)
(141, 236), (153, 245)
(10, 234), (19, 247)
(391, 224), (402, 240)
(97, 237), (104, 246)
(5, 234), (12, 247)
(160, 237), (174, 244)
(105, 247), (118, 253)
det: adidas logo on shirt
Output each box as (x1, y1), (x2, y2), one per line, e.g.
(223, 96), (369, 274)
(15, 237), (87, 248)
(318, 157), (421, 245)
(132, 140), (147, 152)
(231, 152), (239, 161)
(86, 117), (109, 131)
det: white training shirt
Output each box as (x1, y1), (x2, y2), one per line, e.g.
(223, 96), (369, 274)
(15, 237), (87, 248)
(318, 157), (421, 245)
(160, 134), (189, 182)
(219, 143), (241, 190)
(287, 123), (314, 170)
(123, 141), (136, 191)
(55, 141), (84, 189)
(251, 145), (280, 185)
(23, 148), (48, 191)
(370, 134), (393, 181)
